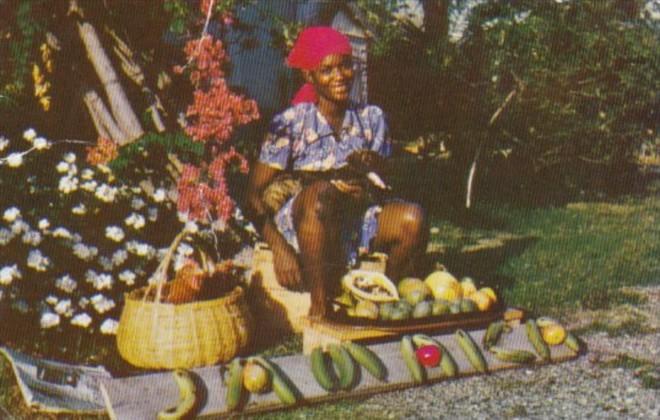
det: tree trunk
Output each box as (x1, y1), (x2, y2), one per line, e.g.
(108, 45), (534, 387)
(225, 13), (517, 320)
(77, 21), (144, 144)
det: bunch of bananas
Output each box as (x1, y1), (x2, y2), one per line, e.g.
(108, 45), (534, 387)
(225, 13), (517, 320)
(310, 341), (387, 392)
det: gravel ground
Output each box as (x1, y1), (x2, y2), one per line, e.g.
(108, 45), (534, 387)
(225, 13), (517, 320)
(341, 286), (660, 420)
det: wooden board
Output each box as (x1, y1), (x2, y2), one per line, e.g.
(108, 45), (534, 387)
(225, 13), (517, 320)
(100, 323), (578, 419)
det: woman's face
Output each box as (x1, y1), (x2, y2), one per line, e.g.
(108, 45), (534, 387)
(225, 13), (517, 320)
(306, 54), (354, 104)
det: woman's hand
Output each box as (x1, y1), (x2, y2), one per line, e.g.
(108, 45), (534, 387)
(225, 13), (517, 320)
(272, 243), (303, 290)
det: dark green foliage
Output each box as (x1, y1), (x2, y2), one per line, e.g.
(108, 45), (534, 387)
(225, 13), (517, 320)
(108, 131), (204, 180)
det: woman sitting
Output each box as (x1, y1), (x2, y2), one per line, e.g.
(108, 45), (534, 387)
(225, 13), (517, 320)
(246, 27), (427, 319)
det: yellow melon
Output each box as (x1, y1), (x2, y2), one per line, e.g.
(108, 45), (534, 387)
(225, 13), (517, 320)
(424, 270), (462, 301)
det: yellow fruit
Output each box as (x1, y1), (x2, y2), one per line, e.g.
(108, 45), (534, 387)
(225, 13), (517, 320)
(243, 361), (271, 393)
(468, 291), (493, 311)
(425, 271), (462, 301)
(355, 300), (380, 319)
(398, 278), (431, 302)
(541, 324), (567, 346)
(480, 287), (497, 302)
(460, 277), (477, 297)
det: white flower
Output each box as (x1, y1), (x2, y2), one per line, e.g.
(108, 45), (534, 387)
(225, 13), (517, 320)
(105, 226), (125, 242)
(3, 207), (21, 222)
(98, 256), (113, 271)
(67, 163), (78, 176)
(0, 265), (21, 285)
(80, 168), (94, 180)
(23, 128), (37, 142)
(153, 188), (167, 202)
(6, 152), (24, 168)
(71, 313), (92, 328)
(100, 318), (118, 335)
(95, 184), (118, 203)
(59, 176), (79, 194)
(73, 243), (97, 261)
(0, 228), (14, 246)
(147, 207), (158, 222)
(52, 227), (72, 239)
(54, 299), (71, 315)
(55, 274), (77, 293)
(27, 249), (50, 271)
(125, 240), (154, 258)
(112, 249), (128, 266)
(22, 230), (43, 246)
(56, 161), (70, 173)
(185, 221), (199, 234)
(90, 294), (115, 314)
(93, 273), (113, 290)
(125, 213), (146, 230)
(176, 242), (194, 257)
(45, 295), (59, 305)
(10, 220), (29, 235)
(33, 137), (50, 150)
(40, 312), (60, 329)
(63, 152), (76, 163)
(71, 203), (87, 215)
(131, 197), (146, 210)
(177, 212), (189, 223)
(78, 297), (89, 309)
(0, 136), (9, 152)
(81, 180), (98, 192)
(38, 218), (50, 230)
(118, 270), (136, 286)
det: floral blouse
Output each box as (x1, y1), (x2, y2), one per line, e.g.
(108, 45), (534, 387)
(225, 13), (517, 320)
(258, 102), (391, 171)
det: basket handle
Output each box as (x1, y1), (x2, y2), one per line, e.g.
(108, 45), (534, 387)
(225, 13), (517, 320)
(143, 229), (190, 303)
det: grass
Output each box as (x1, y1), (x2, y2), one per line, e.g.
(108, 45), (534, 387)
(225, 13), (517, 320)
(1, 182), (658, 418)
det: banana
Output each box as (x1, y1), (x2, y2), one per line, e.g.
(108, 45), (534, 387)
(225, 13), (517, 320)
(455, 329), (488, 373)
(343, 341), (387, 381)
(564, 332), (581, 353)
(328, 343), (356, 390)
(225, 358), (245, 412)
(401, 335), (425, 383)
(489, 346), (537, 364)
(253, 356), (298, 406)
(525, 319), (551, 362)
(536, 316), (560, 328)
(482, 321), (506, 349)
(412, 334), (457, 378)
(158, 369), (197, 420)
(310, 347), (336, 392)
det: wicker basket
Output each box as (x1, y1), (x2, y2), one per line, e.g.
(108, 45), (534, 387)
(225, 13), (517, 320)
(116, 231), (253, 369)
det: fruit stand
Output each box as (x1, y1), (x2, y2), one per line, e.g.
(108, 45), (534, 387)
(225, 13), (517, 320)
(99, 319), (580, 419)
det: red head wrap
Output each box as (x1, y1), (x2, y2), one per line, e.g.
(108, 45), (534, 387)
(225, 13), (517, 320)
(286, 26), (352, 105)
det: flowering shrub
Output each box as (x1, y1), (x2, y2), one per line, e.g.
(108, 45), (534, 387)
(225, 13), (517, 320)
(0, 27), (260, 365)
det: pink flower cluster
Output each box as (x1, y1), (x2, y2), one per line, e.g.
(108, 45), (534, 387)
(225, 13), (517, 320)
(174, 33), (259, 223)
(174, 36), (259, 143)
(176, 148), (248, 222)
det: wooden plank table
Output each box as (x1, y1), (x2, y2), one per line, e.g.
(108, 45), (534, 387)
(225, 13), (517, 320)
(100, 321), (579, 419)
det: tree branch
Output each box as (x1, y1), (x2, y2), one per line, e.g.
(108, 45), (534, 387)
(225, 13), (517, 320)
(83, 90), (127, 143)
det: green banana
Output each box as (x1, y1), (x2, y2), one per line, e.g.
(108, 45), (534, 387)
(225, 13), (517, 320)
(455, 329), (488, 373)
(343, 341), (387, 381)
(225, 358), (245, 412)
(157, 369), (197, 420)
(411, 334), (457, 378)
(328, 343), (356, 390)
(564, 332), (581, 353)
(310, 347), (336, 392)
(525, 319), (551, 362)
(482, 321), (506, 349)
(401, 335), (425, 383)
(253, 356), (298, 406)
(489, 346), (537, 364)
